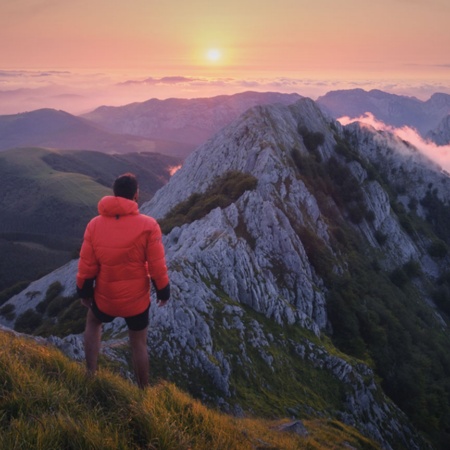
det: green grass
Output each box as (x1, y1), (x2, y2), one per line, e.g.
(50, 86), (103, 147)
(0, 330), (380, 450)
(0, 146), (180, 294)
(158, 170), (258, 234)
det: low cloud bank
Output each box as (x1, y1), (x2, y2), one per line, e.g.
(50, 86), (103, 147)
(1, 70), (450, 116)
(338, 113), (450, 173)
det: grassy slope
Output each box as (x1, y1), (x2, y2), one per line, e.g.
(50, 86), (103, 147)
(0, 329), (379, 450)
(0, 147), (179, 292)
(0, 147), (109, 237)
(0, 147), (109, 291)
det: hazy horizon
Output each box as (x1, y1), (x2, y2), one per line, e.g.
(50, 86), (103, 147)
(1, 69), (450, 116)
(1, 1), (449, 115)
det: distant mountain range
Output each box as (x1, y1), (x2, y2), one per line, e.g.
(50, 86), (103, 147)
(317, 88), (450, 141)
(2, 90), (449, 163)
(0, 108), (191, 157)
(0, 92), (303, 159)
(82, 91), (303, 156)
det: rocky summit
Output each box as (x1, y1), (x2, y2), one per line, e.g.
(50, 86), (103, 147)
(4, 97), (450, 449)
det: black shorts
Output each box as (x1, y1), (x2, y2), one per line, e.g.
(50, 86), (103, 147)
(91, 299), (150, 331)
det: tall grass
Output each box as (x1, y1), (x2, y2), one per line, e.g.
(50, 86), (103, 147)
(0, 330), (379, 449)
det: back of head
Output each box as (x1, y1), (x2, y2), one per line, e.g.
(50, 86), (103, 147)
(113, 173), (138, 200)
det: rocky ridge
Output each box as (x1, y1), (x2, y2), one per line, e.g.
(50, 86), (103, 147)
(3, 98), (449, 448)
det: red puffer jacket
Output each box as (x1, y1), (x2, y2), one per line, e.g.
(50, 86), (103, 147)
(76, 196), (169, 317)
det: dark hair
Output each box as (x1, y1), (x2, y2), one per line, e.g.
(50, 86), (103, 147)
(113, 173), (138, 200)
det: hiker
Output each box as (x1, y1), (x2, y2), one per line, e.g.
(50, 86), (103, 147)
(76, 173), (170, 388)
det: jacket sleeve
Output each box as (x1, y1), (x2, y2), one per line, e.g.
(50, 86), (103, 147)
(147, 221), (170, 298)
(76, 222), (100, 296)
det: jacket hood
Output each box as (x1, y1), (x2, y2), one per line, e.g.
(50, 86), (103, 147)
(98, 196), (139, 217)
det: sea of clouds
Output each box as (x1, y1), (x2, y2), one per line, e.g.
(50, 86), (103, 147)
(1, 69), (450, 116)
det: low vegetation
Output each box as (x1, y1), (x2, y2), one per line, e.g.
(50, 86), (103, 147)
(12, 282), (86, 337)
(291, 133), (450, 447)
(158, 170), (258, 234)
(291, 147), (372, 224)
(0, 330), (379, 450)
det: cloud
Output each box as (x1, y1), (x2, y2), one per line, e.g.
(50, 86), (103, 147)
(338, 113), (450, 172)
(0, 69), (449, 117)
(118, 76), (203, 86)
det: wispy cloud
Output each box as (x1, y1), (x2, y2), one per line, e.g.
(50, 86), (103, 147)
(338, 113), (450, 172)
(118, 76), (203, 86)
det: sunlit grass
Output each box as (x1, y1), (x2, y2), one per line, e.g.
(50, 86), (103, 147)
(0, 330), (380, 449)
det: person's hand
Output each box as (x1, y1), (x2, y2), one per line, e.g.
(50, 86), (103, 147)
(81, 298), (93, 308)
(156, 299), (169, 308)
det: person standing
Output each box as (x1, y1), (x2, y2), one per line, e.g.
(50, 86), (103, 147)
(76, 173), (170, 388)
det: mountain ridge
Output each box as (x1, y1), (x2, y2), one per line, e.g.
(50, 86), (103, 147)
(82, 91), (303, 157)
(0, 108), (190, 156)
(3, 98), (450, 448)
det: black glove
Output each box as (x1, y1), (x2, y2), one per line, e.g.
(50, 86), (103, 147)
(152, 281), (170, 301)
(77, 278), (95, 299)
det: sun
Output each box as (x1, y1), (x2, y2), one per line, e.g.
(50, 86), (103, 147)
(206, 48), (222, 62)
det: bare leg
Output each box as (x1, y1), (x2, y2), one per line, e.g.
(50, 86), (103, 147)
(128, 327), (149, 389)
(84, 308), (103, 376)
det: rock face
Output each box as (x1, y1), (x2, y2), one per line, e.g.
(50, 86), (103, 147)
(427, 114), (450, 145)
(3, 98), (448, 449)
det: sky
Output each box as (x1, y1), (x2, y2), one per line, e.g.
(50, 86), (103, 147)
(1, 0), (450, 114)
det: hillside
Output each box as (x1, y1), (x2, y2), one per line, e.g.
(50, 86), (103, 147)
(82, 91), (302, 157)
(0, 328), (380, 449)
(4, 98), (450, 448)
(0, 108), (191, 156)
(0, 147), (180, 293)
(317, 89), (450, 136)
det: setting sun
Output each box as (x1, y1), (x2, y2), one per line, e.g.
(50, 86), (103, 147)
(206, 48), (222, 62)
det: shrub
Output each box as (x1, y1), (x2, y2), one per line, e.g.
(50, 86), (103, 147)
(428, 240), (448, 258)
(0, 303), (16, 321)
(348, 205), (365, 224)
(298, 125), (325, 152)
(0, 281), (30, 306)
(399, 216), (415, 235)
(390, 268), (409, 288)
(432, 287), (450, 315)
(297, 227), (335, 281)
(334, 135), (357, 161)
(374, 230), (387, 245)
(14, 309), (43, 334)
(47, 295), (69, 317)
(403, 260), (421, 278)
(45, 281), (64, 302)
(421, 189), (450, 245)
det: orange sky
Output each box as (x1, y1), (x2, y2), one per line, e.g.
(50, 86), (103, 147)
(0, 0), (449, 114)
(1, 0), (449, 77)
